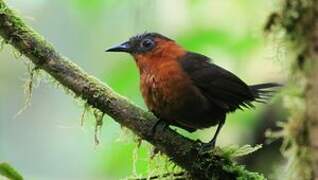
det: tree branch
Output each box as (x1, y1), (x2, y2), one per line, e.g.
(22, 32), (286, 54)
(0, 1), (264, 179)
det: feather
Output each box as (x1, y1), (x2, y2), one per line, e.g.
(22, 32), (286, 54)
(179, 52), (279, 113)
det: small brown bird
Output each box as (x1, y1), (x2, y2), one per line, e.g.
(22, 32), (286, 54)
(106, 32), (279, 152)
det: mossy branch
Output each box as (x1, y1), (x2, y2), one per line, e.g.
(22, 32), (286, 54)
(0, 1), (264, 179)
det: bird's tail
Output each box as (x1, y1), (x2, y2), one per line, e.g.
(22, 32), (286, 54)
(249, 83), (281, 103)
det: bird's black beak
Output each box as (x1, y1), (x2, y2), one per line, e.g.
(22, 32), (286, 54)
(105, 41), (131, 53)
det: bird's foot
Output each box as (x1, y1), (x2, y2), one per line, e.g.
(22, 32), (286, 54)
(151, 119), (168, 137)
(198, 139), (216, 155)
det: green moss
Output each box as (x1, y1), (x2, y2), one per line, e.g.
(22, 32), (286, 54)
(14, 64), (41, 117)
(93, 109), (104, 145)
(45, 74), (78, 98)
(11, 47), (22, 59)
(143, 153), (186, 180)
(0, 37), (5, 50)
(278, 113), (312, 180)
(80, 103), (89, 126)
(223, 164), (266, 180)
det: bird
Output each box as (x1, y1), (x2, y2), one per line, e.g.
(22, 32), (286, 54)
(106, 32), (280, 153)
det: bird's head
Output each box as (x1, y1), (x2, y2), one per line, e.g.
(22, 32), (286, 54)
(106, 33), (185, 66)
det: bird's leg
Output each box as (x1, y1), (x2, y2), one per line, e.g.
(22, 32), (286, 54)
(199, 118), (225, 154)
(151, 118), (168, 136)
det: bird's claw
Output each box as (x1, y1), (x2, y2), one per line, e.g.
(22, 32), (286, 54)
(151, 119), (168, 136)
(198, 140), (216, 155)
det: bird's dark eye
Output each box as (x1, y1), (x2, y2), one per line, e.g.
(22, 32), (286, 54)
(140, 39), (155, 50)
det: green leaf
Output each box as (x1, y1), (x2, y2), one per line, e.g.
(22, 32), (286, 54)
(0, 162), (23, 180)
(219, 144), (263, 159)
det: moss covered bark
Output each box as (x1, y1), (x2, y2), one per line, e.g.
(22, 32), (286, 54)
(0, 0), (265, 179)
(266, 0), (318, 179)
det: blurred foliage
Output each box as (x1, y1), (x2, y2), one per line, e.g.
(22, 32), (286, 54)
(177, 29), (260, 59)
(69, 0), (116, 17)
(71, 0), (106, 11)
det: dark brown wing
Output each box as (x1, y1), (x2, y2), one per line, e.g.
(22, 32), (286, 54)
(179, 52), (255, 112)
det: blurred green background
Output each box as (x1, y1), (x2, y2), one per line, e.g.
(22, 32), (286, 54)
(0, 0), (286, 179)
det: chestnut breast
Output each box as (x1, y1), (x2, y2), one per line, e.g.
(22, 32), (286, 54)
(140, 60), (209, 122)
